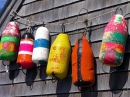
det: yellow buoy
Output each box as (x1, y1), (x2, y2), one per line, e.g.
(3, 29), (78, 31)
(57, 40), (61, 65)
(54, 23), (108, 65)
(46, 33), (71, 79)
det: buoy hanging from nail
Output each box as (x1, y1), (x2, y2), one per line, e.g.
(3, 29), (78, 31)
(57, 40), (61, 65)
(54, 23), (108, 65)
(17, 30), (34, 69)
(0, 22), (20, 72)
(99, 14), (128, 67)
(32, 26), (49, 65)
(0, 22), (20, 61)
(46, 24), (71, 79)
(72, 31), (95, 87)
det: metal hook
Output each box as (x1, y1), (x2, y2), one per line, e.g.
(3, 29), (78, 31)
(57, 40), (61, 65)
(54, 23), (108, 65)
(78, 8), (88, 23)
(115, 7), (123, 15)
(66, 8), (89, 24)
(2, 60), (10, 72)
(62, 23), (65, 33)
(51, 72), (58, 83)
(42, 22), (45, 27)
(82, 31), (87, 38)
(30, 85), (33, 90)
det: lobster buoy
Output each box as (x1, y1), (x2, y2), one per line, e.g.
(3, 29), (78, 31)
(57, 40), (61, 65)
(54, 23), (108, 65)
(99, 14), (128, 67)
(32, 27), (49, 65)
(46, 33), (71, 79)
(0, 22), (20, 61)
(72, 34), (95, 87)
(17, 32), (34, 68)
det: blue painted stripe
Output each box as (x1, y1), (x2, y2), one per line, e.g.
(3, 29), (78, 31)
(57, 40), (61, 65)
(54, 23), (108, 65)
(34, 39), (49, 48)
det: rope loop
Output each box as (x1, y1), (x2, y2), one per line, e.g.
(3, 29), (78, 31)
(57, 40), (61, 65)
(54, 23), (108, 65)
(2, 60), (10, 72)
(2, 60), (10, 66)
(102, 63), (117, 73)
(21, 69), (26, 75)
(115, 7), (123, 15)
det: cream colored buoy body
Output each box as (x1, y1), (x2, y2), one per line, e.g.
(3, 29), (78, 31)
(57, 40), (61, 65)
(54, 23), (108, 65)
(32, 27), (49, 65)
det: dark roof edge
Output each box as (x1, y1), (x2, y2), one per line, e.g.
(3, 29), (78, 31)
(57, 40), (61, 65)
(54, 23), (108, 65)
(0, 0), (12, 18)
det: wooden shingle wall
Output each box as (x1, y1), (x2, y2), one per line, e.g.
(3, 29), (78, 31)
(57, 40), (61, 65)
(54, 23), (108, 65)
(1, 0), (130, 97)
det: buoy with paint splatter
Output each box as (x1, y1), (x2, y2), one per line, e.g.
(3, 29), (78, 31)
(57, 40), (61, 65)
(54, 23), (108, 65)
(99, 14), (128, 67)
(0, 22), (20, 61)
(46, 33), (71, 79)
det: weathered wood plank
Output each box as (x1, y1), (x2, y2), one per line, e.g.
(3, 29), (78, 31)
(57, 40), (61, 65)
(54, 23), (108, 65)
(0, 73), (129, 97)
(20, 0), (80, 17)
(111, 90), (129, 97)
(0, 68), (129, 91)
(16, 1), (129, 30)
(13, 90), (130, 97)
(19, 0), (128, 17)
(97, 72), (128, 91)
(23, 0), (36, 5)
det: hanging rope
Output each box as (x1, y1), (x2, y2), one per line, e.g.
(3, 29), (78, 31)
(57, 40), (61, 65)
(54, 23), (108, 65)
(10, 1), (130, 27)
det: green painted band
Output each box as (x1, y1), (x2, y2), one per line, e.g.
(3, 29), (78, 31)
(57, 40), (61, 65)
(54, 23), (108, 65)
(103, 32), (126, 45)
(1, 36), (19, 45)
(0, 49), (17, 61)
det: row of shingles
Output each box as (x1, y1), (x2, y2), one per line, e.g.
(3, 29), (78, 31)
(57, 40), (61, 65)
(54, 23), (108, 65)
(0, 0), (130, 96)
(21, 0), (129, 17)
(15, 0), (129, 31)
(16, 0), (80, 30)
(16, 4), (130, 47)
(0, 71), (130, 97)
(13, 90), (130, 97)
(22, 0), (37, 5)
(14, 0), (130, 96)
(0, 54), (128, 85)
(19, 0), (82, 18)
(15, 1), (130, 39)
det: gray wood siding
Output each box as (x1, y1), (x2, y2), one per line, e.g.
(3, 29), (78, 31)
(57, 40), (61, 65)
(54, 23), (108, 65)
(0, 0), (130, 97)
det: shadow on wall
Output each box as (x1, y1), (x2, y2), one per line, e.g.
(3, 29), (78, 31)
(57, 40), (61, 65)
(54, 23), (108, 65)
(25, 65), (37, 89)
(56, 60), (72, 97)
(109, 53), (129, 94)
(81, 58), (98, 97)
(9, 60), (20, 83)
(39, 65), (48, 80)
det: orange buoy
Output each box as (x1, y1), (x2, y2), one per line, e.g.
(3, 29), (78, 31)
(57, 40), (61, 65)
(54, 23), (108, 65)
(72, 34), (95, 87)
(17, 33), (34, 69)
